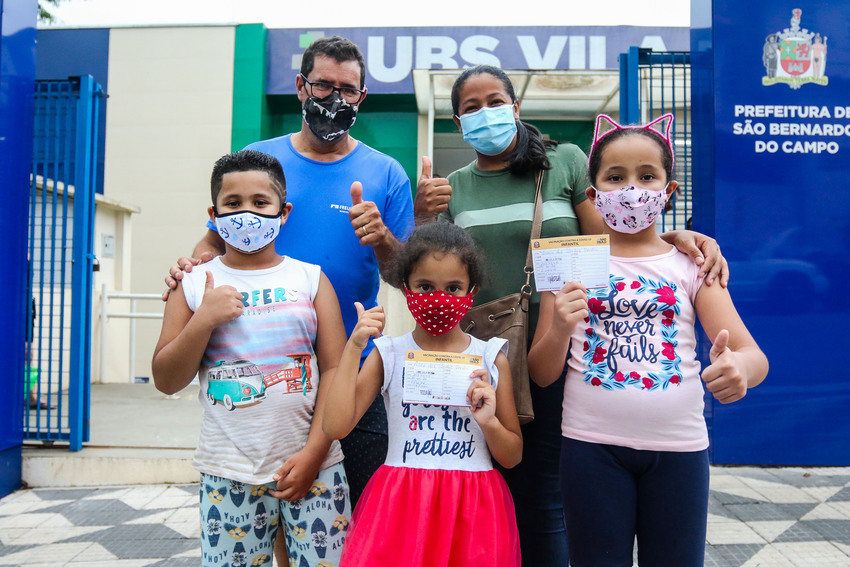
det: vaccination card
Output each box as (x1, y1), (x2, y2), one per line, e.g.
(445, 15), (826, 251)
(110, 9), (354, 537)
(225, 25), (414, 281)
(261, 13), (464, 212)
(402, 350), (483, 406)
(531, 234), (611, 291)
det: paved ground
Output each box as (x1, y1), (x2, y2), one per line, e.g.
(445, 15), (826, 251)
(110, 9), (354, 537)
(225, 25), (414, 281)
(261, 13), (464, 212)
(4, 384), (849, 566)
(705, 466), (850, 567)
(0, 465), (848, 566)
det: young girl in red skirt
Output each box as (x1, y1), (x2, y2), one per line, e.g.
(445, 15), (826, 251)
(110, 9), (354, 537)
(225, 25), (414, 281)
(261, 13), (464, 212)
(323, 221), (522, 567)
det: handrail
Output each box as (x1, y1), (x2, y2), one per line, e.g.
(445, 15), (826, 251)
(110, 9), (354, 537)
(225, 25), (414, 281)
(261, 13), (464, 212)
(100, 284), (163, 383)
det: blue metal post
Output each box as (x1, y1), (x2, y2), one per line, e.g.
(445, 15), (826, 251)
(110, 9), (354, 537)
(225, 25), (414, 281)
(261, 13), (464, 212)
(619, 49), (630, 123)
(621, 46), (642, 124)
(69, 75), (96, 451)
(0, 0), (37, 496)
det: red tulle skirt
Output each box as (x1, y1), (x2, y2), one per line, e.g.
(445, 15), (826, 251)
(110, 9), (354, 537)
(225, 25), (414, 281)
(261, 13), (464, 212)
(340, 465), (520, 567)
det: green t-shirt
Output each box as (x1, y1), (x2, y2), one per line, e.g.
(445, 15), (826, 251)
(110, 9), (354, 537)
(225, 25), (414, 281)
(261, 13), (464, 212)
(441, 142), (590, 340)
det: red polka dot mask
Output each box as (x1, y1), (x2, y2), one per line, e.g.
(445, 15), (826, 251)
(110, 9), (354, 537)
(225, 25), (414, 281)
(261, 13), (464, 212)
(403, 287), (475, 336)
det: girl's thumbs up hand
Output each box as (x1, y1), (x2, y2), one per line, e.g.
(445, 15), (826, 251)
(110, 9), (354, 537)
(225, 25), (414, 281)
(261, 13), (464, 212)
(701, 329), (747, 404)
(709, 329), (730, 363)
(197, 270), (244, 329)
(350, 301), (385, 349)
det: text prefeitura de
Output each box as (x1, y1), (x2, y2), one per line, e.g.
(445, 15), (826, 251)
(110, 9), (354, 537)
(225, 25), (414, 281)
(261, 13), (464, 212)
(734, 105), (850, 118)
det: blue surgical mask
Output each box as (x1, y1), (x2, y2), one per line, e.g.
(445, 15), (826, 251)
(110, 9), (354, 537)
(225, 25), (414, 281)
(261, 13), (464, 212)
(457, 104), (518, 156)
(214, 209), (282, 253)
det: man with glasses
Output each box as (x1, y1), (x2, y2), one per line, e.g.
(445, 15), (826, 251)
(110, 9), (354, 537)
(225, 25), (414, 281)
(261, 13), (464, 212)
(166, 35), (414, 523)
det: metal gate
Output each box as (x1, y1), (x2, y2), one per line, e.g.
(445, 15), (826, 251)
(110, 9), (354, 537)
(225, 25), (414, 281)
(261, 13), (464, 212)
(26, 75), (104, 451)
(619, 47), (692, 233)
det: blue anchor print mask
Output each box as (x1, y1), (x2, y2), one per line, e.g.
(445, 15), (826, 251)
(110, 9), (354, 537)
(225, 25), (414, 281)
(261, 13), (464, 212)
(213, 208), (283, 253)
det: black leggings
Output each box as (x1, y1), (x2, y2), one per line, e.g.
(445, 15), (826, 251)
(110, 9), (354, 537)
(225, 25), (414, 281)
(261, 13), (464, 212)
(560, 437), (709, 567)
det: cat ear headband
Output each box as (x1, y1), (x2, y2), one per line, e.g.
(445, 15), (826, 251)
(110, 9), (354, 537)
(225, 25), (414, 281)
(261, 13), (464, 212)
(588, 113), (675, 169)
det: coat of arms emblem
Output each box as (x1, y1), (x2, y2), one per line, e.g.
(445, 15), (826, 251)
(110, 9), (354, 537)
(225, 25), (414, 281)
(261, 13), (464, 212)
(762, 8), (828, 89)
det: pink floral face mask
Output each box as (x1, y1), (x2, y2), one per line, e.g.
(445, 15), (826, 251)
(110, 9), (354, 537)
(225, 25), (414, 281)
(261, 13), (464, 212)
(593, 184), (669, 234)
(404, 287), (474, 336)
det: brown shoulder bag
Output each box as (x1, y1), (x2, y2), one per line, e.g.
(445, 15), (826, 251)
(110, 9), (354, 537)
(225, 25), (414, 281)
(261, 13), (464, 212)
(459, 171), (543, 425)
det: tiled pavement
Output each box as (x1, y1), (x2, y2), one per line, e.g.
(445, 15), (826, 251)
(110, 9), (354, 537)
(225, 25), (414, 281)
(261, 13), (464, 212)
(0, 466), (848, 566)
(705, 466), (850, 567)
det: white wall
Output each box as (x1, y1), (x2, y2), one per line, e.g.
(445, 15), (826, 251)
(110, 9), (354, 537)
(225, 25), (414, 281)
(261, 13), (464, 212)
(92, 193), (139, 384)
(102, 25), (236, 381)
(29, 182), (138, 389)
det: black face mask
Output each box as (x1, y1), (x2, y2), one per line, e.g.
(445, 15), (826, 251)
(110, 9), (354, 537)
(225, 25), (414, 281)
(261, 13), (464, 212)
(302, 93), (358, 142)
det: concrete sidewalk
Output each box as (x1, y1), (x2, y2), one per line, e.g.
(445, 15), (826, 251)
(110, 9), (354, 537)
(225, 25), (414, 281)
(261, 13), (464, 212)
(21, 383), (202, 488)
(1, 383), (848, 566)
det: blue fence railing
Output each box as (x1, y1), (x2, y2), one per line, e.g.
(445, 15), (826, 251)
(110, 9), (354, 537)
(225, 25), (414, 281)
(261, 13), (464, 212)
(619, 47), (692, 233)
(26, 75), (103, 451)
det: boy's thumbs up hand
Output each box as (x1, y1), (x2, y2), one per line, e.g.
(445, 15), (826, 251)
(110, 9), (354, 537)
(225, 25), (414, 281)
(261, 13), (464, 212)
(414, 156), (452, 221)
(197, 270), (244, 328)
(701, 329), (746, 404)
(349, 182), (388, 247)
(350, 301), (385, 349)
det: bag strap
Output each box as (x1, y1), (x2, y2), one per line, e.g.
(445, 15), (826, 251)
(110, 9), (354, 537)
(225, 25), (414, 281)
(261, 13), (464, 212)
(526, 170), (544, 266)
(519, 170), (544, 303)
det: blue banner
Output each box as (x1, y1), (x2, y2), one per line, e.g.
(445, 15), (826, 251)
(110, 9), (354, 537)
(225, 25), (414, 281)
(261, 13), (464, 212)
(267, 26), (689, 94)
(693, 0), (850, 465)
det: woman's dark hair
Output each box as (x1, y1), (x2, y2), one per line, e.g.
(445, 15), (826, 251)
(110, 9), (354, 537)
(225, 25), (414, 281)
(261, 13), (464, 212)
(451, 65), (557, 175)
(210, 150), (287, 205)
(389, 221), (486, 292)
(587, 127), (674, 186)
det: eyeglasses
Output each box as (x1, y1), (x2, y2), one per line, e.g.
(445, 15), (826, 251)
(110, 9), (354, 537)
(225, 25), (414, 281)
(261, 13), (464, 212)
(300, 74), (365, 104)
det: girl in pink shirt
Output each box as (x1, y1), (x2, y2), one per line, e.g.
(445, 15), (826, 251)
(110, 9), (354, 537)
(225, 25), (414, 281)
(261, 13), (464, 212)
(528, 114), (769, 567)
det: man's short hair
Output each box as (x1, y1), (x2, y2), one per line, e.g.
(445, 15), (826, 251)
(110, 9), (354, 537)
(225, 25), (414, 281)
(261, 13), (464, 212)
(300, 36), (366, 89)
(210, 150), (286, 205)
